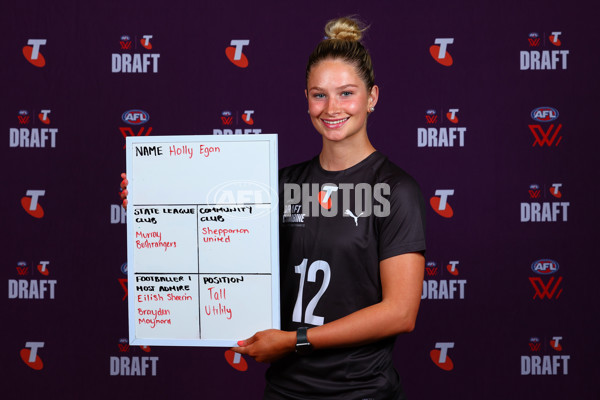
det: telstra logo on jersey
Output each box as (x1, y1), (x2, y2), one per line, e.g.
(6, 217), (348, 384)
(528, 106), (563, 147)
(23, 39), (47, 67)
(213, 110), (262, 135)
(10, 109), (58, 148)
(284, 183), (391, 219)
(21, 342), (45, 370)
(9, 260), (57, 300)
(521, 336), (570, 375)
(226, 40), (250, 68)
(430, 342), (455, 371)
(119, 109), (152, 148)
(21, 190), (46, 218)
(529, 258), (563, 300)
(422, 260), (466, 300)
(430, 190), (454, 218)
(520, 31), (569, 70)
(112, 35), (160, 73)
(430, 38), (454, 66)
(521, 183), (569, 222)
(418, 108), (466, 147)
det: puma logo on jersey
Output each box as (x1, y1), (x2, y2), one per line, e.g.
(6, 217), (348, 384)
(344, 209), (364, 226)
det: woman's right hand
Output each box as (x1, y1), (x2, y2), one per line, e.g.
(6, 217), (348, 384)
(120, 172), (129, 210)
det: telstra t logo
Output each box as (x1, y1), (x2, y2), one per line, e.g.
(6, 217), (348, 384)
(226, 40), (250, 68)
(430, 342), (455, 371)
(140, 35), (153, 50)
(549, 183), (563, 198)
(430, 189), (454, 218)
(549, 32), (562, 46)
(21, 190), (46, 218)
(21, 342), (44, 370)
(430, 38), (454, 66)
(241, 110), (255, 125)
(225, 350), (248, 372)
(23, 39), (47, 67)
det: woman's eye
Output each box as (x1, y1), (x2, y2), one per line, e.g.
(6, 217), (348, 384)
(313, 93), (325, 99)
(341, 91), (353, 96)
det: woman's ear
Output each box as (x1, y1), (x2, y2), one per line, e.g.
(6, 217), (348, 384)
(368, 85), (379, 109)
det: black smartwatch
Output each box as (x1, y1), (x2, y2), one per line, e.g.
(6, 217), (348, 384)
(295, 327), (313, 355)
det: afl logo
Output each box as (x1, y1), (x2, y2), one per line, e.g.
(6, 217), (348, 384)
(528, 33), (539, 38)
(531, 107), (559, 122)
(531, 259), (559, 275)
(121, 35), (131, 41)
(426, 109), (436, 116)
(529, 184), (540, 190)
(122, 109), (149, 125)
(222, 111), (232, 117)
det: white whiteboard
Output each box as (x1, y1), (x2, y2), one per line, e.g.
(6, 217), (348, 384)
(125, 134), (279, 347)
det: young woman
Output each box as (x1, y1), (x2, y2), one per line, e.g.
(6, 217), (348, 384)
(121, 16), (425, 399)
(230, 17), (426, 400)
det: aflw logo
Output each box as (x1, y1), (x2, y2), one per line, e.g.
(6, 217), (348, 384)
(528, 106), (563, 147)
(530, 277), (563, 300)
(528, 258), (563, 300)
(226, 40), (250, 68)
(119, 109), (152, 148)
(23, 39), (46, 67)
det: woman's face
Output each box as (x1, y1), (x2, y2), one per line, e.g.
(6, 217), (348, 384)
(306, 58), (378, 144)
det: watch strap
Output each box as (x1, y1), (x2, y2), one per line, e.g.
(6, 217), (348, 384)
(295, 327), (313, 354)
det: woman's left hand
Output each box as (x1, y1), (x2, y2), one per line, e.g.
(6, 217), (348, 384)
(231, 329), (296, 363)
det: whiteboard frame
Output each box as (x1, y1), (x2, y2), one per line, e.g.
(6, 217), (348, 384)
(125, 134), (279, 347)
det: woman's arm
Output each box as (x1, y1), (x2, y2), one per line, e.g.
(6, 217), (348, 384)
(232, 252), (424, 363)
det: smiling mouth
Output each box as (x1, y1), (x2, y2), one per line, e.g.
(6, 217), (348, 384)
(321, 117), (349, 128)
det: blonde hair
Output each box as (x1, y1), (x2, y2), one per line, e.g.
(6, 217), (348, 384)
(306, 17), (375, 90)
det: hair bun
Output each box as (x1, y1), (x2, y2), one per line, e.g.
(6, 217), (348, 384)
(324, 17), (365, 41)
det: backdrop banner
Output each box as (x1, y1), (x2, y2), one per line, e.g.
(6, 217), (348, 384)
(3, 1), (598, 398)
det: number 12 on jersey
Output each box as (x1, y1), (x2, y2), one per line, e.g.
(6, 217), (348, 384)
(292, 258), (331, 326)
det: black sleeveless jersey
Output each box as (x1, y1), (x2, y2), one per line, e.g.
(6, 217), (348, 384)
(265, 152), (426, 399)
